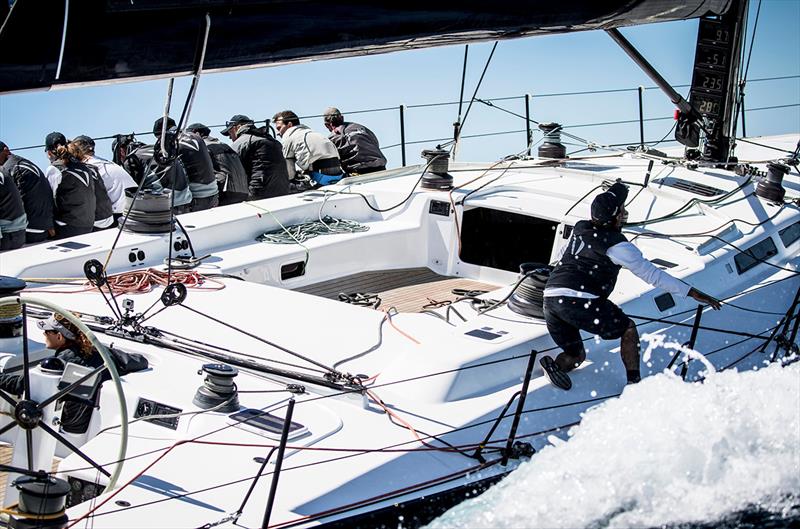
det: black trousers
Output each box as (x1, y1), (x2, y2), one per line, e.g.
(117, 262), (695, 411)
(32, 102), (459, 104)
(55, 224), (93, 239)
(0, 229), (25, 251)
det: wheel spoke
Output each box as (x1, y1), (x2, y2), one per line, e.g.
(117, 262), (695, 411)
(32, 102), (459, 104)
(0, 387), (17, 407)
(36, 365), (107, 410)
(38, 421), (111, 477)
(25, 430), (33, 471)
(0, 419), (18, 437)
(21, 303), (31, 401)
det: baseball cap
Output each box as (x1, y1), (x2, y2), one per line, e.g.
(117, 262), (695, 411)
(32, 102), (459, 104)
(186, 123), (211, 137)
(591, 181), (629, 226)
(323, 107), (342, 122)
(45, 132), (67, 151)
(0, 140), (7, 151)
(221, 114), (252, 137)
(37, 315), (76, 340)
(153, 117), (177, 137)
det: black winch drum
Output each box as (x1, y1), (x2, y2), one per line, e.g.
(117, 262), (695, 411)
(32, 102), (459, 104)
(122, 188), (175, 233)
(507, 262), (553, 319)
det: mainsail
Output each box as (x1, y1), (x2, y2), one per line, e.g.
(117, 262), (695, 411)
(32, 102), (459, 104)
(0, 0), (732, 94)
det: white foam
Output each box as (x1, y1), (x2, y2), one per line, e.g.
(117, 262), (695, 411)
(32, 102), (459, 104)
(428, 362), (800, 529)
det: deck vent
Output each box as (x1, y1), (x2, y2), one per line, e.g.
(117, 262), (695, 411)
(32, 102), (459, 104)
(281, 261), (306, 280)
(420, 149), (454, 190)
(653, 177), (724, 197)
(755, 162), (788, 203)
(538, 123), (566, 159)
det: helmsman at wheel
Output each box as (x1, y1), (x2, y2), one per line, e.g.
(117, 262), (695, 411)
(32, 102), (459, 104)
(541, 181), (721, 390)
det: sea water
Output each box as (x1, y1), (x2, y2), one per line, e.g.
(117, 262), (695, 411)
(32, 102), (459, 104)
(427, 361), (800, 529)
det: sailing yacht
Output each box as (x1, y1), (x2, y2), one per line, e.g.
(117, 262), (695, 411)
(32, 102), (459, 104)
(0, 0), (797, 527)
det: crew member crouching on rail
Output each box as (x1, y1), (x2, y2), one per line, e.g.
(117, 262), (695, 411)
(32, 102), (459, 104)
(541, 181), (721, 390)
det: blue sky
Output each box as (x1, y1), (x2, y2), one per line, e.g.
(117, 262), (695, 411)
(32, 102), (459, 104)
(0, 0), (797, 170)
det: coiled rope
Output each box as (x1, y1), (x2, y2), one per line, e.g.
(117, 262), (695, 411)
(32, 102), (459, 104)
(23, 268), (225, 296)
(257, 216), (369, 245)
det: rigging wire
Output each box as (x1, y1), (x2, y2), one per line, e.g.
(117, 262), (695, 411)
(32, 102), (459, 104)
(4, 75), (796, 153)
(453, 41), (499, 154)
(451, 44), (470, 159)
(729, 0), (762, 161)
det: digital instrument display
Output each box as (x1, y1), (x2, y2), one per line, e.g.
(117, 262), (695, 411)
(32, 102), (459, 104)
(691, 93), (723, 118)
(699, 23), (731, 45)
(134, 398), (182, 429)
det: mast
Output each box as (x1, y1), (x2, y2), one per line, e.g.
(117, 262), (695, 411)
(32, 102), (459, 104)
(607, 0), (748, 164)
(687, 0), (749, 162)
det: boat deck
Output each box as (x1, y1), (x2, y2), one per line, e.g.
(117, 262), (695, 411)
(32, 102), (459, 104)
(294, 268), (498, 313)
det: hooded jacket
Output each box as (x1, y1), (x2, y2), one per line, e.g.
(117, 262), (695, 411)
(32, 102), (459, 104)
(328, 122), (387, 174)
(231, 124), (289, 199)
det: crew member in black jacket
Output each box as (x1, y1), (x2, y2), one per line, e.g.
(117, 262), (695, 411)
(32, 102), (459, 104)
(123, 126), (193, 214)
(154, 117), (219, 212)
(44, 133), (98, 239)
(222, 114), (289, 200)
(1, 141), (51, 244)
(186, 123), (249, 206)
(541, 181), (721, 390)
(323, 107), (387, 175)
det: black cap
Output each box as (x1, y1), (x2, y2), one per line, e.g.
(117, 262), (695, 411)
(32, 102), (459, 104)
(45, 132), (67, 151)
(186, 122), (211, 137)
(73, 135), (95, 149)
(591, 182), (629, 226)
(0, 140), (7, 152)
(221, 114), (252, 137)
(153, 117), (177, 137)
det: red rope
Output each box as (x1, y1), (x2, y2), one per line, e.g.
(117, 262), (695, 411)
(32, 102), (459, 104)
(25, 268), (226, 295)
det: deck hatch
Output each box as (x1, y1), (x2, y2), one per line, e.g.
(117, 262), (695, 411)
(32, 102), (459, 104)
(654, 293), (676, 311)
(651, 258), (677, 269)
(460, 207), (558, 272)
(653, 177), (724, 197)
(734, 237), (778, 274)
(779, 221), (800, 248)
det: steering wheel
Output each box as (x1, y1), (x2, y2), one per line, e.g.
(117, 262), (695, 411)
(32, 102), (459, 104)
(0, 296), (128, 497)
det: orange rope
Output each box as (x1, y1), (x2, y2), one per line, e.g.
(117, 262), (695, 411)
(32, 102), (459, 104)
(383, 307), (421, 345)
(366, 389), (440, 450)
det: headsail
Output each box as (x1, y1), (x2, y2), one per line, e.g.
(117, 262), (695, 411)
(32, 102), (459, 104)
(0, 0), (732, 94)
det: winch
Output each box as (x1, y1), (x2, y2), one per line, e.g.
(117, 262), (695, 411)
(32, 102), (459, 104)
(192, 363), (240, 413)
(420, 149), (454, 190)
(9, 475), (70, 529)
(506, 263), (552, 319)
(0, 276), (26, 338)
